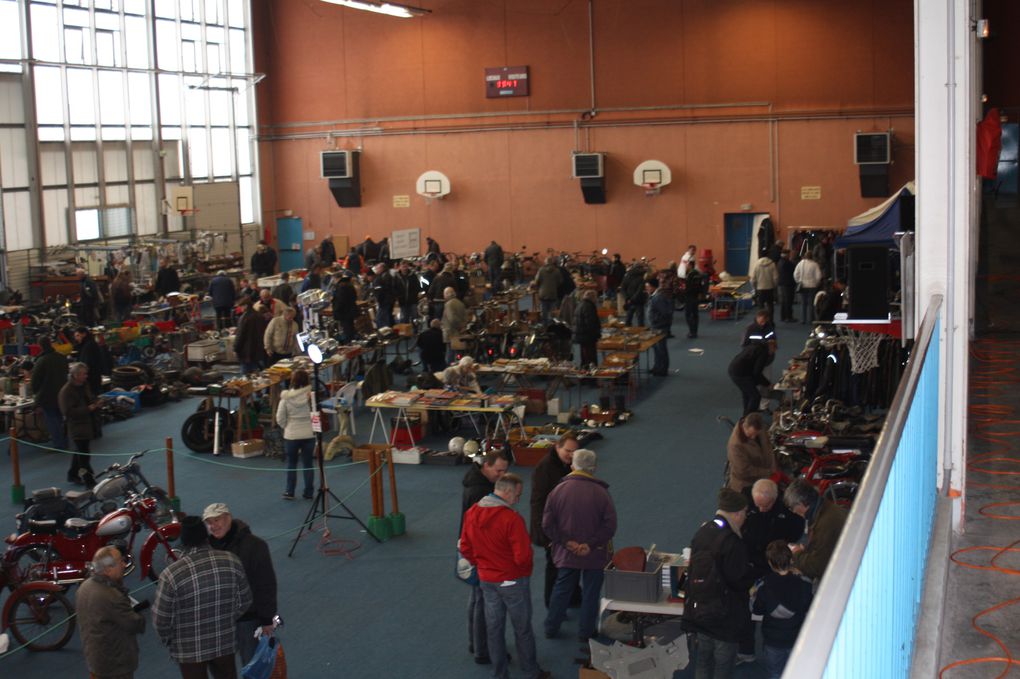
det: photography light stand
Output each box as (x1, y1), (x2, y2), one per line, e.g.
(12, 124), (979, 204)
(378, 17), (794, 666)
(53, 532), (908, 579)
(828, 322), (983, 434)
(288, 334), (379, 557)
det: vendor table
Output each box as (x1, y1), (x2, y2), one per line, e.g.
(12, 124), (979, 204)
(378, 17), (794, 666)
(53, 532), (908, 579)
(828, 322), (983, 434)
(598, 592), (684, 645)
(596, 330), (666, 382)
(477, 360), (635, 410)
(365, 392), (526, 447)
(709, 278), (751, 321)
(0, 397), (35, 436)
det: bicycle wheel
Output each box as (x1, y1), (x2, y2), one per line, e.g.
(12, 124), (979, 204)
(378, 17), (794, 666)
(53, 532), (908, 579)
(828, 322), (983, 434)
(6, 587), (76, 651)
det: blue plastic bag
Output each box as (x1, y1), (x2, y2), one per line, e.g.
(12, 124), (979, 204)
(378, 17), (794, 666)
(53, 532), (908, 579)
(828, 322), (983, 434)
(241, 636), (278, 679)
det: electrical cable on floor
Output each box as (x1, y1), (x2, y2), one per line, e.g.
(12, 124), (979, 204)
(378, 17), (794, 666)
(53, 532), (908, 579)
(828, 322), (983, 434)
(939, 339), (1020, 678)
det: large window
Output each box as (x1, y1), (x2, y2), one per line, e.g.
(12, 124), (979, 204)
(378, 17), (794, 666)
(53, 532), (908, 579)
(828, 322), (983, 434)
(0, 0), (258, 247)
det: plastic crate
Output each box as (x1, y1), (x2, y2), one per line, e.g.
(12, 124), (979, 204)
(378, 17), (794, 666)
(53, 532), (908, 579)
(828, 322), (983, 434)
(603, 559), (663, 603)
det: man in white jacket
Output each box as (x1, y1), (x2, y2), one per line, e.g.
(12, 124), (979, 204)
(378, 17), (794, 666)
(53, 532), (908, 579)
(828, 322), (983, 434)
(276, 368), (315, 499)
(793, 252), (823, 325)
(750, 255), (778, 321)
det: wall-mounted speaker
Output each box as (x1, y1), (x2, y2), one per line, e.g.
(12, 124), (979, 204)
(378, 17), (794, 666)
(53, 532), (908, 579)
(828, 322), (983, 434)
(859, 164), (890, 198)
(854, 133), (891, 165)
(580, 177), (606, 204)
(846, 246), (890, 319)
(327, 151), (361, 207)
(321, 150), (356, 179)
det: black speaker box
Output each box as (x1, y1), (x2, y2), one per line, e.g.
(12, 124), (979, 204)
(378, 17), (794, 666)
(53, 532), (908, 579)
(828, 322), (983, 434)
(328, 152), (362, 207)
(847, 246), (890, 319)
(580, 177), (606, 204)
(859, 164), (890, 199)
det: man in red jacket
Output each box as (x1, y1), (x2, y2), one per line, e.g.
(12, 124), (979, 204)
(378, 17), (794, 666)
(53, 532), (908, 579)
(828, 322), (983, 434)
(460, 473), (550, 679)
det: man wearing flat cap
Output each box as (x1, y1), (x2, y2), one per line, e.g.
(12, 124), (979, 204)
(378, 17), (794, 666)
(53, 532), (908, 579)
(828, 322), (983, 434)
(153, 515), (252, 678)
(681, 488), (756, 679)
(202, 502), (278, 666)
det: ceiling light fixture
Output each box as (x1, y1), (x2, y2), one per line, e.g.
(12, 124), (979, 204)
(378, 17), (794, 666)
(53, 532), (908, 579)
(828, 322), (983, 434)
(320, 0), (430, 18)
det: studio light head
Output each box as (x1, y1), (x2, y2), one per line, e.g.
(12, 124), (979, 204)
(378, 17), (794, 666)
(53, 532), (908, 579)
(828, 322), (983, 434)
(307, 337), (339, 364)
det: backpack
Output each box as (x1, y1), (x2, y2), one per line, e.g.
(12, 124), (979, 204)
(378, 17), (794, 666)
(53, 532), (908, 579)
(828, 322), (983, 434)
(682, 523), (732, 628)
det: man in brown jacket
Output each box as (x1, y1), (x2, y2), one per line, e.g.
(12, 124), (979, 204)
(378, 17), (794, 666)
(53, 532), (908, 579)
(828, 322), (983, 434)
(726, 412), (777, 495)
(76, 545), (146, 679)
(784, 479), (849, 581)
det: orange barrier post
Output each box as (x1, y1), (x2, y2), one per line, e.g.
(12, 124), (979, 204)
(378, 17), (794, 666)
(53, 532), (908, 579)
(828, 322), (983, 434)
(386, 449), (405, 536)
(366, 449), (391, 541)
(10, 427), (24, 505)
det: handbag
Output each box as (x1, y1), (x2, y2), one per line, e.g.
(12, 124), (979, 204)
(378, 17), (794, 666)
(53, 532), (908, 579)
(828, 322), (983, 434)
(455, 547), (479, 586)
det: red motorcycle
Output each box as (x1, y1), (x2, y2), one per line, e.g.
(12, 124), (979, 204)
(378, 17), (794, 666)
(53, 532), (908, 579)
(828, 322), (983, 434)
(0, 559), (76, 651)
(6, 492), (181, 590)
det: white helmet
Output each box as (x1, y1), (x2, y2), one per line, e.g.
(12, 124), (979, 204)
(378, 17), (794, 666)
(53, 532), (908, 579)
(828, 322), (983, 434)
(448, 436), (466, 454)
(463, 440), (480, 456)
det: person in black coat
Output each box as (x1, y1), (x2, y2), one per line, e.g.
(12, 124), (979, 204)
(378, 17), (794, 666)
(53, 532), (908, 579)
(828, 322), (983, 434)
(529, 433), (579, 607)
(319, 237), (336, 266)
(621, 265), (647, 326)
(78, 270), (103, 326)
(573, 290), (601, 368)
(684, 266), (705, 339)
(203, 503), (278, 666)
(208, 271), (237, 330)
(153, 258), (181, 298)
(370, 264), (396, 329)
(682, 488), (757, 677)
(729, 343), (772, 416)
(392, 260), (423, 323)
(331, 274), (358, 342)
(606, 254), (626, 299)
(645, 278), (673, 376)
(777, 250), (797, 323)
(484, 241), (504, 292)
(73, 327), (106, 397)
(250, 240), (277, 278)
(416, 319), (446, 373)
(233, 299), (267, 374)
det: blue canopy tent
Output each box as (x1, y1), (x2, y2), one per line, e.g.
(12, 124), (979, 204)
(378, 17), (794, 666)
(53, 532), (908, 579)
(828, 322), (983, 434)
(835, 181), (915, 248)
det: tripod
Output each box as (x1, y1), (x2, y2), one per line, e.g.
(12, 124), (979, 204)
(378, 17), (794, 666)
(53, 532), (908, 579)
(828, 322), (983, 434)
(288, 361), (379, 557)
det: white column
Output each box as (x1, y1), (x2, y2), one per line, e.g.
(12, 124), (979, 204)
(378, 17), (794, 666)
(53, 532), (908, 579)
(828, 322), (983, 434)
(915, 0), (977, 531)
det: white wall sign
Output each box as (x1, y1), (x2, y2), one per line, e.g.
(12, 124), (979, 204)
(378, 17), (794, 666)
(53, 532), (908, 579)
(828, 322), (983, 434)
(390, 228), (421, 259)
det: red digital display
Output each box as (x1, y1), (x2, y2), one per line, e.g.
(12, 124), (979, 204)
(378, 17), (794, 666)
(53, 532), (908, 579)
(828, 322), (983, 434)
(485, 66), (529, 98)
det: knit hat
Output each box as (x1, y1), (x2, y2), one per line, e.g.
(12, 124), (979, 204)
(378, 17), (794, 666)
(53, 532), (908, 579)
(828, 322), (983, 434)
(179, 516), (209, 548)
(717, 487), (749, 513)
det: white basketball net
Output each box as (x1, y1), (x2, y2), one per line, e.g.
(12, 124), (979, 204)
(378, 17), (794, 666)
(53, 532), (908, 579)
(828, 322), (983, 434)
(840, 328), (883, 374)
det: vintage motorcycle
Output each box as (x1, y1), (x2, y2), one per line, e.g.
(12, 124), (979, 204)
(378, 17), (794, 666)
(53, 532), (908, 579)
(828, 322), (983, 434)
(0, 560), (76, 652)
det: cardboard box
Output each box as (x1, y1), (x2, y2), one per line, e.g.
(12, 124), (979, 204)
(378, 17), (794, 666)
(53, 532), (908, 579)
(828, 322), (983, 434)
(518, 388), (546, 415)
(231, 439), (264, 459)
(352, 443), (390, 463)
(391, 447), (423, 464)
(186, 339), (221, 362)
(604, 559), (663, 603)
(547, 397), (561, 416)
(512, 442), (552, 467)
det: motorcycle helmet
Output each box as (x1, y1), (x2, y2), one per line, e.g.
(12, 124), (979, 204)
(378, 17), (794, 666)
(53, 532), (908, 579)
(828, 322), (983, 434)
(462, 440), (480, 456)
(448, 436), (466, 454)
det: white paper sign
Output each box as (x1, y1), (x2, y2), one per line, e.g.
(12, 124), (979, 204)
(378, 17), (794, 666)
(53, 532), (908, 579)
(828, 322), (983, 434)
(390, 228), (421, 259)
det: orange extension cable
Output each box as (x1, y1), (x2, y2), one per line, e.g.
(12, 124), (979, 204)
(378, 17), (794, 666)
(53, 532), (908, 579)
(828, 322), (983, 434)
(939, 339), (1020, 678)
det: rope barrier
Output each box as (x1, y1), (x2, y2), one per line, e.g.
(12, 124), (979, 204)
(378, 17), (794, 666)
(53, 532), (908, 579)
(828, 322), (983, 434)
(184, 452), (367, 473)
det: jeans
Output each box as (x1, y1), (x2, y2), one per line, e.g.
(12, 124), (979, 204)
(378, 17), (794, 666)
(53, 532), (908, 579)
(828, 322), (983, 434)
(480, 578), (541, 679)
(240, 361), (260, 375)
(376, 304), (395, 329)
(625, 305), (644, 327)
(799, 288), (818, 325)
(693, 633), (738, 679)
(399, 304), (417, 325)
(762, 644), (791, 679)
(467, 583), (489, 661)
(545, 567), (604, 640)
(778, 285), (795, 321)
(214, 306), (233, 330)
(651, 335), (669, 375)
(41, 406), (68, 452)
(178, 654), (236, 679)
(539, 299), (556, 323)
(579, 343), (597, 368)
(755, 289), (775, 321)
(284, 438), (315, 497)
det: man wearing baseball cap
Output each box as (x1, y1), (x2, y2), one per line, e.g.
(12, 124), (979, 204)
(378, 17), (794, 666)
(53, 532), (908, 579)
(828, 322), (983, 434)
(202, 503), (278, 666)
(681, 488), (757, 678)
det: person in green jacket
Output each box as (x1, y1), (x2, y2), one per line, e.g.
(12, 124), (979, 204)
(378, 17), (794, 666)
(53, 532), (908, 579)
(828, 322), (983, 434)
(76, 545), (146, 679)
(30, 337), (70, 455)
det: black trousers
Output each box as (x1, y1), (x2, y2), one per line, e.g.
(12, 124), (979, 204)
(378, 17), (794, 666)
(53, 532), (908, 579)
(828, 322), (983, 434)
(778, 285), (795, 321)
(684, 298), (700, 336)
(69, 438), (95, 482)
(732, 375), (762, 416)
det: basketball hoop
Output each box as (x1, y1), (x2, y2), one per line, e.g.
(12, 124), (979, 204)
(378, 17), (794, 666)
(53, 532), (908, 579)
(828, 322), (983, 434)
(642, 183), (660, 197)
(836, 326), (884, 374)
(422, 192), (440, 205)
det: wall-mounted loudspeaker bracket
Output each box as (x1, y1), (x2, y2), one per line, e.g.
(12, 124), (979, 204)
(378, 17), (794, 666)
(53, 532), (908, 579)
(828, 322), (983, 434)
(326, 150), (361, 207)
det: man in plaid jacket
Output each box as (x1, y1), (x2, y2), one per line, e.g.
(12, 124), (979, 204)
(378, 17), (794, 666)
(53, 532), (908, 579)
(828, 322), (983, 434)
(153, 515), (252, 679)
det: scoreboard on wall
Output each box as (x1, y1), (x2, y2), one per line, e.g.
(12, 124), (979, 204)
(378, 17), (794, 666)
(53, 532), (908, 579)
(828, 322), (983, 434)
(485, 66), (529, 98)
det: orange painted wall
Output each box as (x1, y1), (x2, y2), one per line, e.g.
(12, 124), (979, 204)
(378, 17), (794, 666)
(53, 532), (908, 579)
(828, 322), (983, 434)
(253, 0), (914, 262)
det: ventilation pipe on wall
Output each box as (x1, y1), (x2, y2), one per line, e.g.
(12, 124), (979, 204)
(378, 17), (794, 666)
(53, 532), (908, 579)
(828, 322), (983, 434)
(588, 0), (597, 118)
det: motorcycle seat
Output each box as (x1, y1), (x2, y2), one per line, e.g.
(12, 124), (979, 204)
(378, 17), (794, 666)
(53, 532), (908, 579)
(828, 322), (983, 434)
(28, 519), (60, 534)
(65, 490), (93, 504)
(63, 517), (98, 534)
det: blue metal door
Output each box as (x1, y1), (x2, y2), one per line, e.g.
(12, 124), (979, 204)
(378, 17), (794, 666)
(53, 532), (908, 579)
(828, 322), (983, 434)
(276, 217), (304, 271)
(724, 214), (755, 276)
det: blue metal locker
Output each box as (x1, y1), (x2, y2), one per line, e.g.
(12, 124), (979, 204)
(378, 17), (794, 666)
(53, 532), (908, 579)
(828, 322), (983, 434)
(277, 216), (305, 271)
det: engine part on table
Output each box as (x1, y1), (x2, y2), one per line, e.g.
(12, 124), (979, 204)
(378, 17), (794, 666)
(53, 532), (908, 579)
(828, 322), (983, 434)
(201, 370), (222, 384)
(181, 407), (235, 453)
(297, 288), (330, 310)
(181, 366), (205, 386)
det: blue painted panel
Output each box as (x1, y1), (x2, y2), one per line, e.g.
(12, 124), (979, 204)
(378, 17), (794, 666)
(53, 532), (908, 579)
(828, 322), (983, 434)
(724, 214), (754, 276)
(822, 317), (940, 679)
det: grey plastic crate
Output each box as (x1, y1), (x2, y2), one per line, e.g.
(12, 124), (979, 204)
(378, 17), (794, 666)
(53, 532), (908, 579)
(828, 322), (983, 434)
(603, 560), (663, 603)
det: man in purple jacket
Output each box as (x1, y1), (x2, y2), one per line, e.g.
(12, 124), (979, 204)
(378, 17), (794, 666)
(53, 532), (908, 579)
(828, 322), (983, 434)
(541, 449), (617, 643)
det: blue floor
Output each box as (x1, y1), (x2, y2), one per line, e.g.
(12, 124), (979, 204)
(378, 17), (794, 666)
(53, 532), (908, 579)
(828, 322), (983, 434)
(1, 309), (808, 678)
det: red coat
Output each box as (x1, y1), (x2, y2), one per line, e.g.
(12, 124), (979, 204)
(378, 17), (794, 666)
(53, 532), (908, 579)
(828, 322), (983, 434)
(460, 495), (533, 583)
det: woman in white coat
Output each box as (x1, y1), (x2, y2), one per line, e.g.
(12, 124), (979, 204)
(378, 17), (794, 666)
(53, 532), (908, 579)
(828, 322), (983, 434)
(276, 368), (315, 499)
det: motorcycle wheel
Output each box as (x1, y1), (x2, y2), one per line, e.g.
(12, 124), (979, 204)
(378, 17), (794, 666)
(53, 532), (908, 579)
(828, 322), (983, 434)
(181, 408), (234, 453)
(5, 587), (76, 651)
(147, 545), (183, 581)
